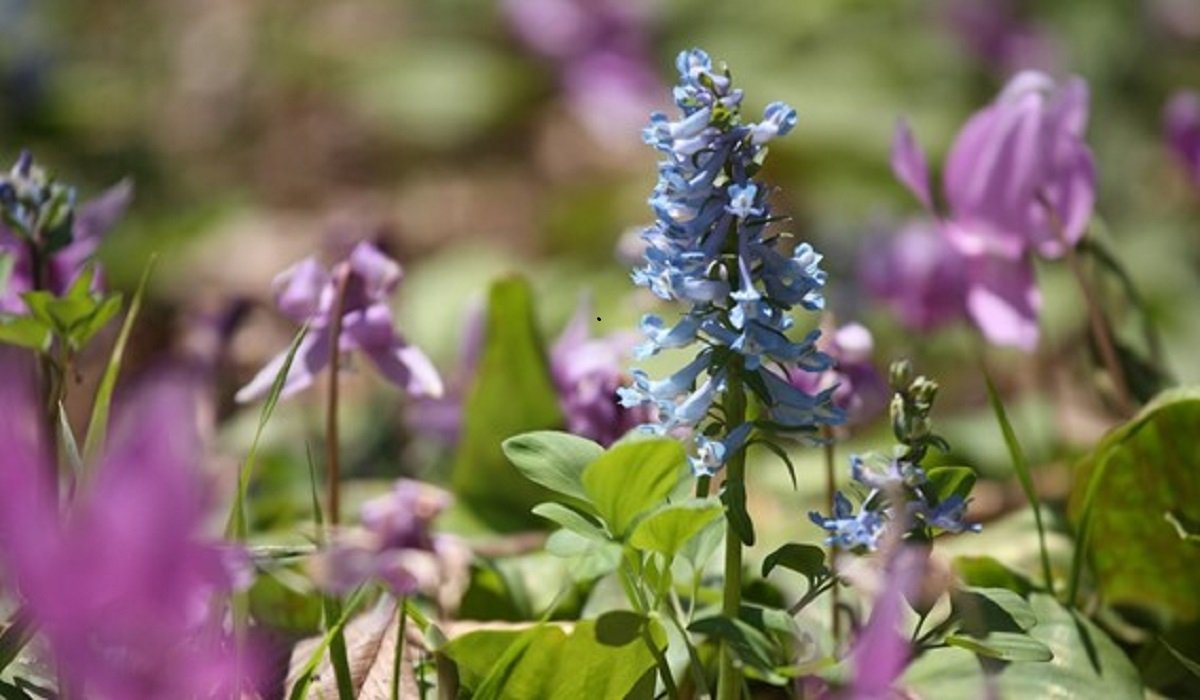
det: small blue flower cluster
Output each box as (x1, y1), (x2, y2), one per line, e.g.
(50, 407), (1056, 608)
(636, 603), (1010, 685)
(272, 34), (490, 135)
(809, 454), (981, 551)
(618, 49), (843, 476)
(0, 150), (76, 241)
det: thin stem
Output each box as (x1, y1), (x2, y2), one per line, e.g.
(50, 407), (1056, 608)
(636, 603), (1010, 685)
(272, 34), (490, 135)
(667, 589), (712, 697)
(325, 268), (351, 526)
(717, 366), (746, 700)
(644, 623), (681, 700)
(1063, 242), (1134, 415)
(820, 425), (841, 648)
(696, 474), (711, 498)
(392, 599), (409, 700)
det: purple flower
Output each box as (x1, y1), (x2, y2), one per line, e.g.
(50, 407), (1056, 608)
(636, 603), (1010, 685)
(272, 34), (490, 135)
(845, 545), (928, 699)
(0, 179), (132, 314)
(1165, 90), (1200, 189)
(888, 71), (1093, 350)
(944, 0), (1061, 76)
(859, 221), (969, 332)
(550, 299), (650, 445)
(502, 0), (662, 144)
(311, 479), (469, 604)
(235, 242), (443, 403)
(788, 322), (887, 426)
(0, 350), (250, 699)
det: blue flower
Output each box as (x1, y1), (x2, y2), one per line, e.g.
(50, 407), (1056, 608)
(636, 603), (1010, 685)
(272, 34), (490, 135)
(621, 48), (843, 475)
(690, 423), (753, 477)
(809, 492), (886, 551)
(912, 495), (982, 534)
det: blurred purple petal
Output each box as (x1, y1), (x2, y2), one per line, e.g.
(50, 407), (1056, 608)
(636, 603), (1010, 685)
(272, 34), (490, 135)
(891, 119), (934, 211)
(234, 327), (331, 403)
(963, 250), (1041, 351)
(848, 546), (928, 699)
(273, 257), (331, 323)
(859, 221), (968, 332)
(1166, 90), (1200, 188)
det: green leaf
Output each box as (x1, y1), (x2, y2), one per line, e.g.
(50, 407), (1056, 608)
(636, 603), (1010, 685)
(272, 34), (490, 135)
(721, 474), (756, 546)
(442, 616), (666, 699)
(452, 277), (565, 531)
(984, 372), (1054, 593)
(503, 431), (603, 509)
(906, 594), (1142, 698)
(761, 543), (827, 580)
(1067, 386), (1200, 620)
(951, 587), (1037, 634)
(688, 615), (779, 676)
(1161, 638), (1200, 681)
(248, 572), (323, 636)
(581, 439), (685, 538)
(952, 556), (1033, 596)
(83, 256), (154, 464)
(945, 632), (1053, 662)
(0, 315), (50, 351)
(628, 498), (723, 559)
(544, 530), (621, 581)
(531, 502), (608, 541)
(66, 292), (121, 350)
(925, 466), (977, 504)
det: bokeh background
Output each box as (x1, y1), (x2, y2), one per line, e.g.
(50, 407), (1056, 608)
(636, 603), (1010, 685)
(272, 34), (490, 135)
(3, 0), (1200, 562)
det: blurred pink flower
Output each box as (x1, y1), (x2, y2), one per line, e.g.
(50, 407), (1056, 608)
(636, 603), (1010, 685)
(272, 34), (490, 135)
(235, 241), (443, 403)
(885, 71), (1093, 350)
(788, 322), (887, 427)
(859, 221), (968, 332)
(1165, 90), (1200, 189)
(0, 349), (251, 699)
(943, 0), (1061, 76)
(845, 545), (928, 699)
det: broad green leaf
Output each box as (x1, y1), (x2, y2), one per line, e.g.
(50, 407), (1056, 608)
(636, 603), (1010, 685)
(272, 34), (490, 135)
(905, 594), (1142, 698)
(581, 439), (685, 538)
(503, 431), (603, 508)
(951, 587), (1037, 636)
(761, 543), (827, 580)
(628, 498), (723, 559)
(531, 502), (609, 541)
(83, 257), (154, 464)
(0, 315), (50, 350)
(945, 632), (1053, 662)
(952, 556), (1033, 596)
(544, 530), (621, 581)
(443, 616), (666, 699)
(248, 572), (323, 636)
(1067, 386), (1200, 620)
(688, 615), (779, 678)
(925, 466), (977, 504)
(67, 292), (121, 350)
(452, 277), (565, 531)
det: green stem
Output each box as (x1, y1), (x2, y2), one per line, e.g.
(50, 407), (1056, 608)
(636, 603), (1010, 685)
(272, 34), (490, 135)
(324, 268), (354, 699)
(644, 624), (680, 700)
(717, 367), (747, 700)
(820, 425), (841, 648)
(324, 596), (357, 700)
(667, 590), (712, 697)
(391, 599), (409, 700)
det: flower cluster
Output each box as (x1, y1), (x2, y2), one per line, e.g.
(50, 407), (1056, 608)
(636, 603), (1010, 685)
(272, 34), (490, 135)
(876, 71), (1095, 350)
(809, 362), (979, 551)
(0, 151), (132, 313)
(236, 241), (443, 403)
(619, 48), (843, 476)
(1166, 89), (1200, 190)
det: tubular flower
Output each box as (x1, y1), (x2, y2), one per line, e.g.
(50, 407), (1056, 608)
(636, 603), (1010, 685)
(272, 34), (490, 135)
(787, 322), (887, 427)
(889, 71), (1095, 350)
(621, 48), (843, 476)
(235, 241), (443, 403)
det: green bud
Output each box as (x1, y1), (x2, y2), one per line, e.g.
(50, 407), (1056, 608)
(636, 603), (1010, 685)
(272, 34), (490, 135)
(889, 360), (914, 393)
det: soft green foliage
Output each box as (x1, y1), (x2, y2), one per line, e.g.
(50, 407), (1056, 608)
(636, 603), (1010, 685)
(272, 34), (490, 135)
(906, 594), (1143, 698)
(628, 499), (723, 559)
(1068, 386), (1200, 621)
(442, 614), (666, 699)
(503, 431), (603, 510)
(452, 277), (565, 530)
(19, 266), (121, 352)
(580, 439), (686, 539)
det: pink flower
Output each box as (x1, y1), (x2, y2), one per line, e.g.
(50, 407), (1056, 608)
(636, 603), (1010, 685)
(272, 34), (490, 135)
(235, 242), (443, 403)
(1165, 89), (1200, 189)
(0, 349), (250, 699)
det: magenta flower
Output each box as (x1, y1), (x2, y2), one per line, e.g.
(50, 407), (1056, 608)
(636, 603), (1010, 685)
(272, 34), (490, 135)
(235, 242), (443, 403)
(845, 545), (928, 699)
(889, 71), (1094, 350)
(0, 350), (249, 699)
(1165, 90), (1200, 189)
(859, 221), (968, 332)
(788, 322), (887, 427)
(943, 0), (1061, 76)
(550, 299), (650, 445)
(0, 179), (132, 314)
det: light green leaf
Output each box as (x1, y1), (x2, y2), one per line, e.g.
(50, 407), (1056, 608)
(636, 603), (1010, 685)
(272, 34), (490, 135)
(951, 587), (1037, 634)
(1067, 386), (1200, 620)
(906, 594), (1142, 698)
(945, 632), (1053, 662)
(452, 277), (565, 531)
(925, 466), (978, 504)
(503, 431), (603, 509)
(0, 315), (50, 350)
(581, 439), (686, 538)
(628, 498), (723, 559)
(544, 530), (621, 581)
(531, 503), (609, 541)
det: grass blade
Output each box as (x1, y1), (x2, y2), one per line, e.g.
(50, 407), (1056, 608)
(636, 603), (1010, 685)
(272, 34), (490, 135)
(223, 325), (309, 541)
(1066, 450), (1113, 607)
(0, 608), (35, 673)
(983, 371), (1055, 595)
(82, 255), (155, 466)
(288, 588), (369, 700)
(305, 441), (354, 700)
